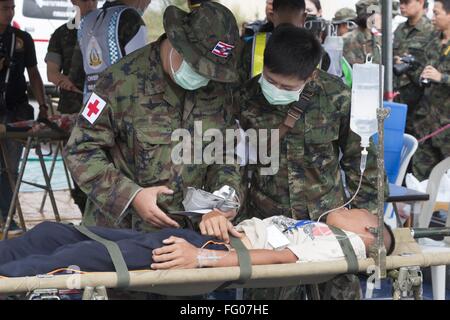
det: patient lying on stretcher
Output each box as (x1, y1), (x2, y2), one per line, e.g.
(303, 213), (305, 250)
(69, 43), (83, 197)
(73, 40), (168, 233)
(0, 209), (394, 277)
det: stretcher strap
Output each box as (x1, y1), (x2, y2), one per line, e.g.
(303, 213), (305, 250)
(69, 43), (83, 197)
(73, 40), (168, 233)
(74, 225), (130, 288)
(329, 226), (359, 274)
(216, 237), (252, 291)
(230, 237), (252, 283)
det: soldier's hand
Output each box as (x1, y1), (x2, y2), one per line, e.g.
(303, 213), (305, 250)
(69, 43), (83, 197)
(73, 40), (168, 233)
(132, 186), (180, 229)
(421, 66), (442, 83)
(38, 104), (49, 119)
(199, 209), (241, 243)
(394, 56), (401, 64)
(57, 75), (83, 94)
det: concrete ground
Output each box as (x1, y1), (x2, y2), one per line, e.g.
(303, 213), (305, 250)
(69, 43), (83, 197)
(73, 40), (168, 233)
(1, 190), (81, 237)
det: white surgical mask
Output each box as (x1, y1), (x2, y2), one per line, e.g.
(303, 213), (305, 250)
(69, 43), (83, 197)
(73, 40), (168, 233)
(258, 75), (304, 105)
(170, 48), (210, 91)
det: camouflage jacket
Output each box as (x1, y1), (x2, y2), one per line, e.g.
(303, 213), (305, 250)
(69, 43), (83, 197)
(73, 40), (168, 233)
(46, 21), (84, 114)
(237, 71), (379, 221)
(393, 16), (435, 107)
(416, 32), (450, 146)
(64, 38), (243, 229)
(343, 27), (381, 66)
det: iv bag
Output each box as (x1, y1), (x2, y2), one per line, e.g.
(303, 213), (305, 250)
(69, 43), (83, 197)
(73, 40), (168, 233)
(323, 36), (344, 77)
(350, 62), (384, 148)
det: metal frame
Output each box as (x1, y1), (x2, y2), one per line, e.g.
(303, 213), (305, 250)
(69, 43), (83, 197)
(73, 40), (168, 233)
(1, 136), (63, 239)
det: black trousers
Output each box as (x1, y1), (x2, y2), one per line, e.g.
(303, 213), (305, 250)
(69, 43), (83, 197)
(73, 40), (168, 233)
(0, 222), (224, 277)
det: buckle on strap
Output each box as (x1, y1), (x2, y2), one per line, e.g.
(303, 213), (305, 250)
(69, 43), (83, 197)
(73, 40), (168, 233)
(284, 106), (304, 128)
(301, 87), (314, 101)
(287, 106), (303, 121)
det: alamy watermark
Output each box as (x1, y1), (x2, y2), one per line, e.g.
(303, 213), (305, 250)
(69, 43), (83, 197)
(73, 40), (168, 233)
(170, 121), (280, 176)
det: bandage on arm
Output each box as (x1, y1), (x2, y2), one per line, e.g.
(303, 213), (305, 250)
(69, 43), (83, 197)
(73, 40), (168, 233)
(197, 249), (297, 268)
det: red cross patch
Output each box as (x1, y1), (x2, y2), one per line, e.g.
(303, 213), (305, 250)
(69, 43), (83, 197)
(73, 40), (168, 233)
(82, 93), (107, 125)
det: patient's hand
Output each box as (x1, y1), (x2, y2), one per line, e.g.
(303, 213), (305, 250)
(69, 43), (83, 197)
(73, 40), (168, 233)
(151, 236), (199, 270)
(199, 209), (242, 243)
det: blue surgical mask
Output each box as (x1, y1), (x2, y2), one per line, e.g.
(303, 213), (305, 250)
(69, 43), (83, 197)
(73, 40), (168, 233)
(170, 48), (210, 91)
(258, 75), (304, 105)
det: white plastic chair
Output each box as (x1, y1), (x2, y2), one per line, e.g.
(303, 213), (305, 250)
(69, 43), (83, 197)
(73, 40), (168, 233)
(416, 157), (450, 300)
(384, 134), (419, 229)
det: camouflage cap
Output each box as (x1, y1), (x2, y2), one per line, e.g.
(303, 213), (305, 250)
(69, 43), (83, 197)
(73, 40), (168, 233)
(332, 8), (357, 24)
(355, 0), (380, 18)
(163, 2), (240, 83)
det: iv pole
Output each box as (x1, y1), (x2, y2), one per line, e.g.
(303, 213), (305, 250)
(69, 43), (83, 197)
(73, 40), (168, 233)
(366, 0), (393, 279)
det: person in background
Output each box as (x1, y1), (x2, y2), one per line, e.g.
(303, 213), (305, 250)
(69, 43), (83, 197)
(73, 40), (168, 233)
(393, 0), (435, 137)
(0, 0), (49, 234)
(343, 0), (381, 66)
(332, 8), (357, 37)
(70, 0), (151, 104)
(238, 0), (307, 82)
(45, 0), (98, 214)
(305, 0), (322, 17)
(46, 0), (97, 115)
(412, 0), (450, 180)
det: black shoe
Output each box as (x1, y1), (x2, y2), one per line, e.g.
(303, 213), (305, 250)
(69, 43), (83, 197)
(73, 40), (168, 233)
(6, 220), (23, 236)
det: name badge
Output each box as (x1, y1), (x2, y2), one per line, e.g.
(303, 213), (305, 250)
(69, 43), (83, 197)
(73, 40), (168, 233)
(267, 225), (290, 250)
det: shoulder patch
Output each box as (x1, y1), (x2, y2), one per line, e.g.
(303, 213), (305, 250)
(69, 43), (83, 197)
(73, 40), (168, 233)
(82, 93), (107, 125)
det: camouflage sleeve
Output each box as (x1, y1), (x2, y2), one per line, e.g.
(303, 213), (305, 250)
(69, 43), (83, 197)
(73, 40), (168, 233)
(63, 78), (142, 221)
(204, 94), (245, 209)
(68, 41), (84, 85)
(441, 73), (450, 86)
(337, 88), (380, 213)
(406, 36), (437, 87)
(237, 39), (253, 84)
(342, 36), (356, 66)
(392, 27), (402, 58)
(423, 36), (450, 85)
(205, 161), (245, 209)
(45, 27), (63, 66)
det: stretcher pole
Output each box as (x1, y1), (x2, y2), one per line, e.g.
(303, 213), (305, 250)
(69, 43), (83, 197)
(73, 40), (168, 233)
(412, 227), (450, 239)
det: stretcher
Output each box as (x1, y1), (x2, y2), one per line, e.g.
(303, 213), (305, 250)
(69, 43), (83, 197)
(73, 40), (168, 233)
(0, 228), (449, 299)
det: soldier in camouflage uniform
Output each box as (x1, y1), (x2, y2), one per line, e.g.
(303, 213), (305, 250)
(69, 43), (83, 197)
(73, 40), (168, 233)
(343, 0), (381, 66)
(412, 0), (450, 180)
(238, 0), (307, 83)
(393, 0), (435, 135)
(64, 2), (243, 234)
(237, 26), (379, 300)
(332, 8), (357, 36)
(45, 0), (97, 114)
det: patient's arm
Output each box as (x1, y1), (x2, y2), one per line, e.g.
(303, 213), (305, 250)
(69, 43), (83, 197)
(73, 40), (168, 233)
(151, 236), (297, 270)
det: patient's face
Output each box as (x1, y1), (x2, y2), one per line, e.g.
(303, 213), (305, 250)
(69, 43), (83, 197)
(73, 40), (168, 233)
(326, 208), (388, 250)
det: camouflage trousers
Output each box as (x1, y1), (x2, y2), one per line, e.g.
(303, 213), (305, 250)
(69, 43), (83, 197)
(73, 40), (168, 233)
(243, 274), (362, 300)
(411, 113), (449, 181)
(413, 138), (449, 181)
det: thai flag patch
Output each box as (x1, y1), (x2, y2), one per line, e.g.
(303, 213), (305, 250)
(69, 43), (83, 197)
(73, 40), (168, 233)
(211, 41), (235, 58)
